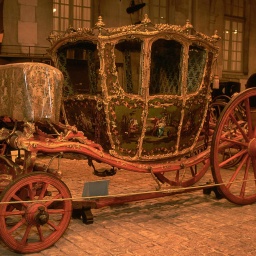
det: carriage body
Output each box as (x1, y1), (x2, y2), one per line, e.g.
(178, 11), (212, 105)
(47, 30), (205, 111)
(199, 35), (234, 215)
(48, 16), (219, 162)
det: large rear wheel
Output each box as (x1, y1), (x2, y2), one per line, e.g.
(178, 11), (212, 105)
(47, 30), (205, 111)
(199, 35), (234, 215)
(211, 88), (256, 205)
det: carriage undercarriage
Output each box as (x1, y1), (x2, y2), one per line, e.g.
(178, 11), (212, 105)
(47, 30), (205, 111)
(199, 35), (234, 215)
(1, 87), (256, 253)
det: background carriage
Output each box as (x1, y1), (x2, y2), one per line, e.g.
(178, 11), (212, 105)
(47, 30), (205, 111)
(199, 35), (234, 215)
(0, 15), (256, 253)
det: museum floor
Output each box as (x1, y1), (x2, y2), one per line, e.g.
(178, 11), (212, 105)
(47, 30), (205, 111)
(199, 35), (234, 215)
(1, 156), (256, 256)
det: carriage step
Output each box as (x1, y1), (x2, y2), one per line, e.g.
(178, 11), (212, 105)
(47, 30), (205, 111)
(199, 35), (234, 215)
(72, 201), (95, 224)
(72, 180), (110, 224)
(94, 168), (116, 177)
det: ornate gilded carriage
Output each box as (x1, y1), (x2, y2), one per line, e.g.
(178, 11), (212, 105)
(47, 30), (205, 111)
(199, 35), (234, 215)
(2, 15), (256, 254)
(48, 15), (220, 162)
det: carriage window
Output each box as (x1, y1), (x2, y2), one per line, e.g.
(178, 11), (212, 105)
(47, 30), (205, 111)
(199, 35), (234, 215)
(57, 41), (100, 96)
(114, 39), (142, 95)
(187, 45), (206, 93)
(149, 39), (182, 96)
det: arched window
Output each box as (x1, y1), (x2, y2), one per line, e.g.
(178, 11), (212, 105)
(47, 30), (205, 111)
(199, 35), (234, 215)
(149, 39), (182, 96)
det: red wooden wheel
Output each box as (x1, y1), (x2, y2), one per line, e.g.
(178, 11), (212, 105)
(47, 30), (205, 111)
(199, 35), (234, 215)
(0, 172), (72, 253)
(155, 151), (210, 187)
(209, 101), (228, 124)
(211, 88), (256, 205)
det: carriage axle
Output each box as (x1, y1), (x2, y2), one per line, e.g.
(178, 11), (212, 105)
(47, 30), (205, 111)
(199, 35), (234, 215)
(71, 181), (222, 224)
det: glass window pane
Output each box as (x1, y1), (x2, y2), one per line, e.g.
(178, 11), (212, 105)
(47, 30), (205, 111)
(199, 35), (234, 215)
(237, 52), (242, 61)
(74, 7), (81, 19)
(84, 0), (90, 5)
(73, 20), (80, 28)
(232, 52), (237, 61)
(61, 18), (69, 31)
(237, 42), (242, 51)
(74, 0), (82, 5)
(237, 32), (242, 41)
(232, 33), (238, 41)
(224, 41), (229, 49)
(83, 8), (90, 18)
(232, 42), (237, 50)
(53, 18), (58, 31)
(224, 32), (230, 40)
(224, 50), (229, 60)
(53, 3), (59, 16)
(73, 7), (77, 18)
(61, 5), (69, 17)
(231, 62), (236, 70)
(224, 60), (228, 70)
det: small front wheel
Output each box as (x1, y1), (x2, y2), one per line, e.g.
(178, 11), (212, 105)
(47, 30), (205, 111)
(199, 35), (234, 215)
(0, 172), (72, 253)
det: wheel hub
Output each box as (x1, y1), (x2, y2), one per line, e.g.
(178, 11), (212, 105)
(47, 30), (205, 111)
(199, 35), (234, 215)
(25, 204), (49, 225)
(248, 138), (256, 157)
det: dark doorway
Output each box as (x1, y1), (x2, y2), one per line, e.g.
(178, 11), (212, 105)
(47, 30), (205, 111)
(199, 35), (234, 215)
(246, 73), (256, 88)
(211, 81), (240, 99)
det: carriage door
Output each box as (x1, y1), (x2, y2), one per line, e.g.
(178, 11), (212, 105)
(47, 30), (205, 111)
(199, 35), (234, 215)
(105, 38), (145, 159)
(140, 39), (183, 159)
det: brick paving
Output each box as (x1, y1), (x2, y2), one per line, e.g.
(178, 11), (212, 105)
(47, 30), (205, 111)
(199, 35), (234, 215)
(1, 157), (256, 256)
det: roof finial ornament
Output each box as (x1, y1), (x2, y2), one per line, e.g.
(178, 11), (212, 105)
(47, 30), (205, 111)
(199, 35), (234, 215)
(211, 30), (221, 44)
(141, 14), (152, 31)
(141, 14), (151, 24)
(183, 19), (194, 35)
(95, 16), (105, 35)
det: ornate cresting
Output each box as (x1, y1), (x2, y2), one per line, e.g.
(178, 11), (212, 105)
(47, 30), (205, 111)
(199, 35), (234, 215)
(47, 15), (220, 162)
